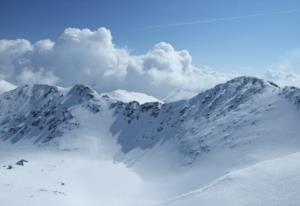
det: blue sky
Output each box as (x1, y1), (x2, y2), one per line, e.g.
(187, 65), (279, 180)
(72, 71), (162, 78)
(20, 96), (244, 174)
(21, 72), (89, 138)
(0, 0), (300, 97)
(1, 0), (300, 73)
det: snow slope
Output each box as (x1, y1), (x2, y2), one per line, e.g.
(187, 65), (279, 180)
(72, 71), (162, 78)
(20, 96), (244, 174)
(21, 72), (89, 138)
(0, 79), (16, 93)
(157, 152), (300, 206)
(102, 89), (162, 104)
(0, 144), (151, 206)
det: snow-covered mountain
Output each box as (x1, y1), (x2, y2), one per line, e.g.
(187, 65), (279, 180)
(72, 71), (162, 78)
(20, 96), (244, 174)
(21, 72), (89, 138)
(1, 76), (300, 206)
(162, 89), (198, 102)
(0, 79), (16, 94)
(101, 89), (162, 104)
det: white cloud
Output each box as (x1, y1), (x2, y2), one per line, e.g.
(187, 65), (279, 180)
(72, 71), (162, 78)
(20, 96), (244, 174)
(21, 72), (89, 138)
(269, 49), (300, 71)
(0, 39), (33, 80)
(34, 39), (55, 52)
(264, 70), (300, 87)
(16, 68), (60, 85)
(264, 49), (300, 87)
(0, 27), (230, 98)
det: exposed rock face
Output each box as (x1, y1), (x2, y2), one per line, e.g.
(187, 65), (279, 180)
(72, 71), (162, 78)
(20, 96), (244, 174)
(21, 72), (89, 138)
(16, 159), (28, 166)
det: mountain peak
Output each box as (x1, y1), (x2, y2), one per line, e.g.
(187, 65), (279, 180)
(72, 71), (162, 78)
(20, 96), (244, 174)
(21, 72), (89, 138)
(1, 84), (61, 104)
(223, 76), (271, 89)
(67, 84), (96, 98)
(187, 76), (278, 117)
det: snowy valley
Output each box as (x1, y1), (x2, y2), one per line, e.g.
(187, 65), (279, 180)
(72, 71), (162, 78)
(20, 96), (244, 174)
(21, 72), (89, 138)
(1, 76), (300, 206)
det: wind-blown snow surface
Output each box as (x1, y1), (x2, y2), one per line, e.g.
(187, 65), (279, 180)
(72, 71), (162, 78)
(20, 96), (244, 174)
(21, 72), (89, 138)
(1, 76), (300, 205)
(0, 144), (150, 206)
(157, 152), (300, 206)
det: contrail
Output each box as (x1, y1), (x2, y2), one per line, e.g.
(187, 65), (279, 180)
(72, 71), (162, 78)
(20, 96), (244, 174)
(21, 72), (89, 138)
(140, 9), (300, 30)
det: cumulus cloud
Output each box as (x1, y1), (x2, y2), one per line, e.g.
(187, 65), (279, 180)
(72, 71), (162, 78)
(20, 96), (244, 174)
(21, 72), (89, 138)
(0, 27), (230, 98)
